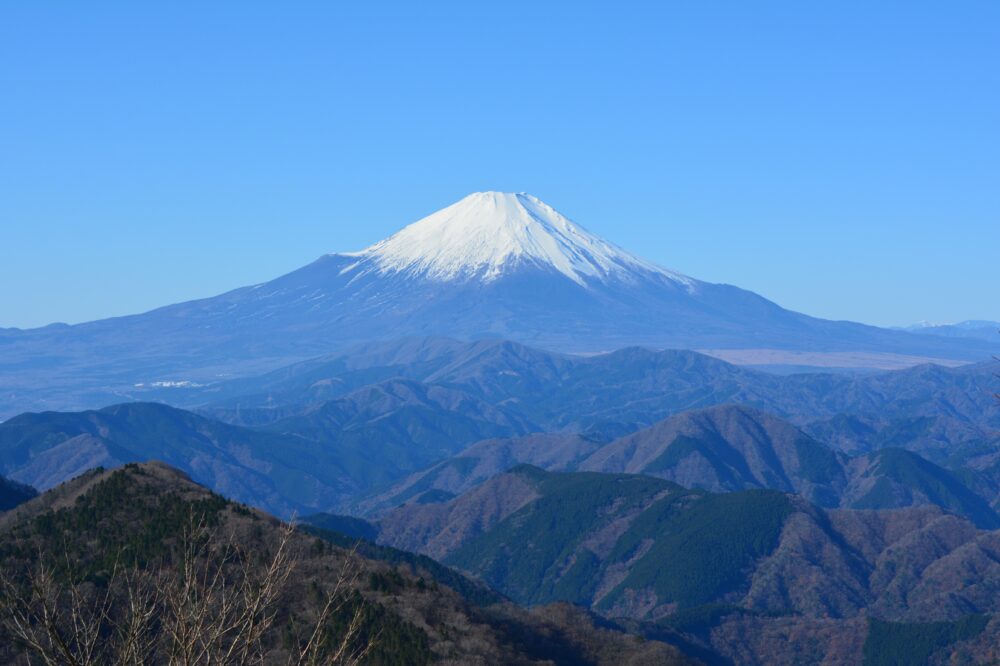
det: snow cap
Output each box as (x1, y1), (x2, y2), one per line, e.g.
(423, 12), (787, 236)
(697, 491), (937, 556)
(348, 192), (690, 286)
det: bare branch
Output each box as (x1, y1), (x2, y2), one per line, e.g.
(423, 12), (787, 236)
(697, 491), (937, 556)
(0, 506), (380, 665)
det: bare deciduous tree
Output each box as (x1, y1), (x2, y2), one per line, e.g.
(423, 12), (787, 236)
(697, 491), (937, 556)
(293, 548), (376, 666)
(0, 513), (376, 665)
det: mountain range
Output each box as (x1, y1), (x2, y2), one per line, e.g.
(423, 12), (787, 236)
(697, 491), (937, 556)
(7, 446), (1000, 666)
(3, 191), (999, 664)
(2, 341), (998, 527)
(318, 464), (1000, 664)
(1, 192), (995, 418)
(6, 459), (1000, 664)
(129, 336), (999, 451)
(364, 404), (1000, 528)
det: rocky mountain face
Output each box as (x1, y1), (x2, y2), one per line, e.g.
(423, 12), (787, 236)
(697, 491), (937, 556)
(2, 193), (994, 418)
(366, 465), (1000, 664)
(0, 462), (696, 666)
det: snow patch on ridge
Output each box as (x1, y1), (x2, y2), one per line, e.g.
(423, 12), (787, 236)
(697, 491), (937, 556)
(341, 192), (692, 287)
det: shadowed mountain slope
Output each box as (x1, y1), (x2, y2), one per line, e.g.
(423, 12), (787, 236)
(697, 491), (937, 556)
(0, 475), (35, 512)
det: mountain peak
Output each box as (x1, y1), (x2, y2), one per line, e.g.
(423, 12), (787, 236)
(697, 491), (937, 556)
(344, 192), (691, 286)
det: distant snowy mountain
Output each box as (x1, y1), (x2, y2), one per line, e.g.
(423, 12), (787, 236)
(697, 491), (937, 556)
(344, 191), (692, 287)
(899, 320), (1000, 342)
(0, 191), (995, 417)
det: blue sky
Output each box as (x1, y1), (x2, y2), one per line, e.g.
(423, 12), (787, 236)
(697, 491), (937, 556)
(2, 2), (997, 329)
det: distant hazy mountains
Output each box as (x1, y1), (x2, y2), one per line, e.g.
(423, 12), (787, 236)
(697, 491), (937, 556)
(1, 192), (995, 417)
(2, 339), (998, 520)
(901, 320), (1000, 342)
(138, 337), (1000, 449)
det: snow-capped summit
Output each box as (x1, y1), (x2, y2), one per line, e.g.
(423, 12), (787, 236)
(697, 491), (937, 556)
(344, 192), (691, 287)
(3, 191), (991, 420)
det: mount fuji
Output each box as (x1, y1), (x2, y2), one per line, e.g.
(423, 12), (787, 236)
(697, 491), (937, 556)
(345, 191), (693, 287)
(1, 191), (994, 416)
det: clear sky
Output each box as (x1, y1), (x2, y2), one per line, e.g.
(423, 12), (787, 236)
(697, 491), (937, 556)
(2, 2), (997, 329)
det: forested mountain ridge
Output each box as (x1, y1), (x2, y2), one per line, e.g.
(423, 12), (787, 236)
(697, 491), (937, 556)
(365, 465), (1000, 664)
(0, 462), (696, 665)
